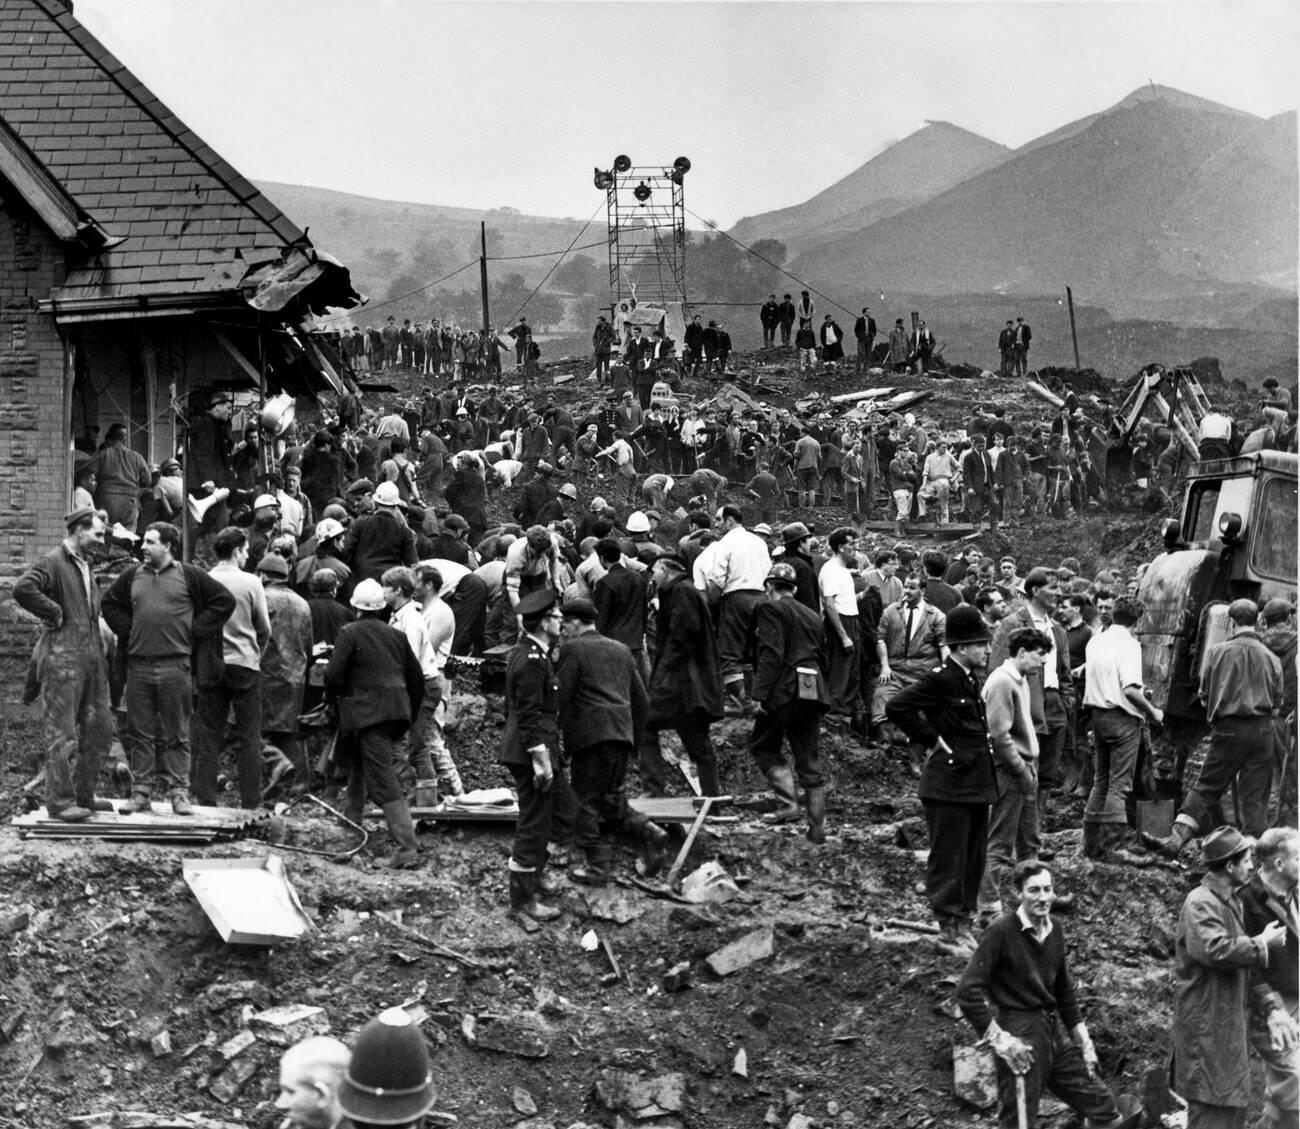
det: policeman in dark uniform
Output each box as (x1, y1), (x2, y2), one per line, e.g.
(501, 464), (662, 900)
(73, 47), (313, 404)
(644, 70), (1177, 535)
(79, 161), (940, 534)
(887, 605), (998, 958)
(500, 588), (572, 924)
(749, 562), (832, 843)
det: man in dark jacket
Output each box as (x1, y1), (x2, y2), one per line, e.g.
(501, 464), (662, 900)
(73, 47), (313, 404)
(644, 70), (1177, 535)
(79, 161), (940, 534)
(500, 589), (573, 925)
(342, 481), (417, 590)
(962, 434), (999, 533)
(779, 522), (820, 613)
(749, 562), (831, 843)
(760, 295), (780, 348)
(887, 605), (998, 958)
(777, 294), (796, 345)
(13, 508), (114, 821)
(101, 521), (235, 815)
(556, 598), (668, 884)
(646, 555), (725, 795)
(324, 577), (424, 868)
(185, 390), (235, 556)
(854, 308), (877, 373)
(683, 316), (705, 376)
(592, 539), (648, 658)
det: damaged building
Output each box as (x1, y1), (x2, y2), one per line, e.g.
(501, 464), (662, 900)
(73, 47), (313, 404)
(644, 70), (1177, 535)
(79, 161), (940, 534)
(0, 0), (360, 659)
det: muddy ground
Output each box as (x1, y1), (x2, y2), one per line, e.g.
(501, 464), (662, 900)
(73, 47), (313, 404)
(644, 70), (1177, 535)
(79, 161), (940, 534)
(0, 347), (1264, 1128)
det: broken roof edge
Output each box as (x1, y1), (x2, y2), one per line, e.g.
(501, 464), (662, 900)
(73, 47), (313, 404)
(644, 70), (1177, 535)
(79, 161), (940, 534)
(34, 0), (306, 250)
(0, 113), (90, 241)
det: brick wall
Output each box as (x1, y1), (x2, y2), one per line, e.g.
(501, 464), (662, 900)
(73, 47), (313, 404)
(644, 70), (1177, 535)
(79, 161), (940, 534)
(0, 189), (70, 689)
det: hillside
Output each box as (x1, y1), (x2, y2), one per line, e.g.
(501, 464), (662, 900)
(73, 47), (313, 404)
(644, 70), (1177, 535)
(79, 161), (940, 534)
(729, 121), (1009, 254)
(790, 95), (1297, 317)
(254, 180), (591, 296)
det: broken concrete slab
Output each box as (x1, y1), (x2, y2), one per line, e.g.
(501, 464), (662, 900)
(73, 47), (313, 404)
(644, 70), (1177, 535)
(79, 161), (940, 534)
(461, 1012), (550, 1058)
(216, 1029), (257, 1061)
(680, 861), (741, 905)
(248, 1003), (329, 1046)
(595, 1069), (686, 1120)
(209, 1057), (259, 1103)
(705, 926), (775, 977)
(583, 886), (645, 925)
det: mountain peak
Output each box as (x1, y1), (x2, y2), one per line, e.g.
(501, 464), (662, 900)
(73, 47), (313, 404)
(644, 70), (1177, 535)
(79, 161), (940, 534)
(1109, 83), (1254, 119)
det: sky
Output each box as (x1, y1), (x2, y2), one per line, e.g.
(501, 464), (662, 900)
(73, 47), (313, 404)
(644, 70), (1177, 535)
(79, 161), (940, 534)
(74, 0), (1299, 230)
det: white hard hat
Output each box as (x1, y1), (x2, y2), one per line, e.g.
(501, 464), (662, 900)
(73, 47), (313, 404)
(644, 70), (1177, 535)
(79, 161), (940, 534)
(350, 578), (386, 611)
(253, 493), (279, 510)
(373, 481), (403, 507)
(315, 517), (345, 541)
(626, 510), (651, 534)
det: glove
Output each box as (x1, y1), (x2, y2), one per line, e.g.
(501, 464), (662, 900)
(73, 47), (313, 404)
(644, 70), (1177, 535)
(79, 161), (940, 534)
(1073, 1023), (1099, 1077)
(1266, 1008), (1299, 1053)
(529, 745), (553, 792)
(985, 1020), (1033, 1075)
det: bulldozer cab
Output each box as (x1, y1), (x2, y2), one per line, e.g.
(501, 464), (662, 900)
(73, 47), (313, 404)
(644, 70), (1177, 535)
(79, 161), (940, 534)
(1136, 450), (1296, 720)
(1176, 450), (1296, 600)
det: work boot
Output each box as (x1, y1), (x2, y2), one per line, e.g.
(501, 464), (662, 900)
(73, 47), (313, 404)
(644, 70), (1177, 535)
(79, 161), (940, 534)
(507, 862), (561, 923)
(934, 923), (976, 959)
(129, 791), (152, 813)
(1081, 819), (1105, 860)
(47, 804), (93, 823)
(571, 843), (614, 886)
(76, 795), (117, 812)
(170, 791), (194, 816)
(1140, 820), (1193, 859)
(640, 823), (670, 878)
(805, 785), (827, 844)
(376, 800), (421, 869)
(762, 765), (802, 824)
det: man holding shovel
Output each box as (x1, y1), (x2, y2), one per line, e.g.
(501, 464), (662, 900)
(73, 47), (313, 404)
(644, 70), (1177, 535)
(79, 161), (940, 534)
(956, 861), (1137, 1129)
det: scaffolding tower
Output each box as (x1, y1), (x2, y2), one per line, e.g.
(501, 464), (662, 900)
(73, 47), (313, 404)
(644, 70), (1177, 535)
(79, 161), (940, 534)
(602, 160), (688, 310)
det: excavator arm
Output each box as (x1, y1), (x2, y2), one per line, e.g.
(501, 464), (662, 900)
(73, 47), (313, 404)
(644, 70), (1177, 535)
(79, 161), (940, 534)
(1112, 364), (1208, 460)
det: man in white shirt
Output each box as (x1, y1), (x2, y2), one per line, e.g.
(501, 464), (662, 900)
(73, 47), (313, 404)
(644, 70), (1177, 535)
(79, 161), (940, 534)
(978, 628), (1048, 920)
(413, 563), (463, 797)
(695, 504), (772, 709)
(819, 528), (861, 717)
(194, 526), (270, 809)
(1081, 595), (1163, 860)
(383, 565), (445, 794)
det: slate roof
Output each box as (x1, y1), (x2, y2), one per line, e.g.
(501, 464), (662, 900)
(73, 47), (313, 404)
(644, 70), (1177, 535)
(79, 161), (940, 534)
(0, 0), (306, 306)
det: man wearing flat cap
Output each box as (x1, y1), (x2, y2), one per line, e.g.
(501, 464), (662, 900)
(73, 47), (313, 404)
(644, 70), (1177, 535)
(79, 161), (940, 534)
(13, 508), (114, 821)
(1172, 827), (1289, 1129)
(259, 553), (313, 791)
(556, 597), (668, 884)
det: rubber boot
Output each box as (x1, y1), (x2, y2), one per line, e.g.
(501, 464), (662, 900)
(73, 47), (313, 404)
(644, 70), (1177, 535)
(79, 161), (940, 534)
(762, 765), (802, 824)
(507, 860), (561, 922)
(805, 785), (827, 844)
(1141, 818), (1194, 859)
(376, 800), (421, 869)
(1081, 819), (1105, 860)
(571, 843), (614, 886)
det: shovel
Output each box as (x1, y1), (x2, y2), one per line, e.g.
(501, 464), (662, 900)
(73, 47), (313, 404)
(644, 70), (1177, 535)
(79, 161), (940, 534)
(1015, 1073), (1029, 1129)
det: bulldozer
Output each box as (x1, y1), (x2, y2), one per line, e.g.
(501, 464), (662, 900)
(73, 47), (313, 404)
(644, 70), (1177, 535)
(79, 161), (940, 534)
(1133, 448), (1297, 794)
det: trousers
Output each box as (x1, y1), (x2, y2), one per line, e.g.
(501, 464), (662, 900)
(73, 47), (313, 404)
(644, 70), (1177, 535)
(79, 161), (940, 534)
(193, 662), (262, 807)
(994, 1010), (1119, 1129)
(41, 645), (112, 810)
(749, 700), (825, 789)
(1181, 716), (1275, 836)
(569, 741), (650, 851)
(124, 657), (193, 796)
(922, 799), (988, 925)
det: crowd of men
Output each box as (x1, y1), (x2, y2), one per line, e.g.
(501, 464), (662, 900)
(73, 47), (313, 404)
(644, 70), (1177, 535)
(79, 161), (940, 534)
(27, 324), (1299, 1129)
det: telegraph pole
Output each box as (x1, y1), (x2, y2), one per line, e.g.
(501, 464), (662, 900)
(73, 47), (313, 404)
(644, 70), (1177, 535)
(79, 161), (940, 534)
(1066, 286), (1081, 371)
(479, 221), (491, 336)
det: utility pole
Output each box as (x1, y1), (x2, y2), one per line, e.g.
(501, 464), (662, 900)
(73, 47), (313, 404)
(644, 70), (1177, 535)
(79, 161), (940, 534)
(479, 221), (491, 336)
(1066, 286), (1081, 371)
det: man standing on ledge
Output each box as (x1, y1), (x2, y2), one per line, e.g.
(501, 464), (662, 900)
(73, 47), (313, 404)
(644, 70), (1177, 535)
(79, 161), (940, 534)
(13, 507), (114, 822)
(102, 522), (234, 815)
